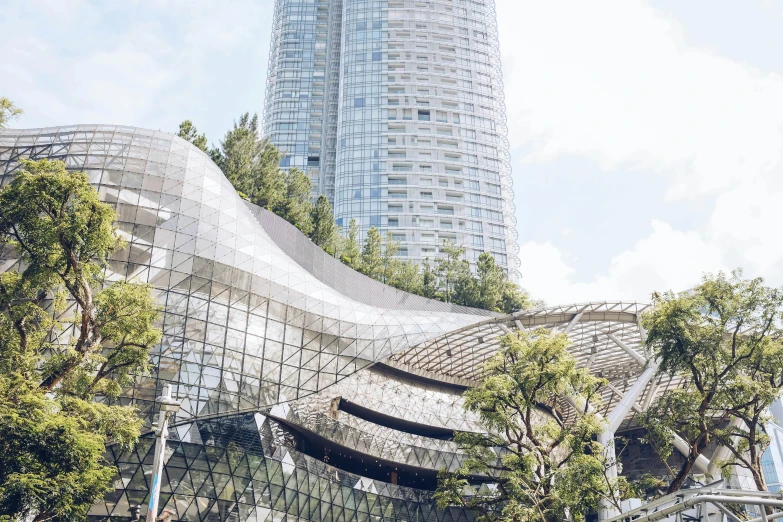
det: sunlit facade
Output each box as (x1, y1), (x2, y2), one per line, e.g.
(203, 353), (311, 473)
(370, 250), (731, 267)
(263, 0), (520, 277)
(0, 126), (493, 522)
(1, 126), (778, 522)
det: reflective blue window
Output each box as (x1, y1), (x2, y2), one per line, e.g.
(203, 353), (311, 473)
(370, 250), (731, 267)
(762, 448), (780, 491)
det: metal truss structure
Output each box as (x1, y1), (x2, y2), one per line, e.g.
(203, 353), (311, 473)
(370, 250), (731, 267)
(607, 481), (783, 522)
(0, 125), (757, 522)
(388, 301), (682, 431)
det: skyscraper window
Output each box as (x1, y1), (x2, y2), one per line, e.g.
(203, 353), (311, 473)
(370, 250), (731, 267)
(263, 0), (519, 278)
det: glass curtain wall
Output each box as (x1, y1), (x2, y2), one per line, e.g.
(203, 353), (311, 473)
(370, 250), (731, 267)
(265, 0), (520, 278)
(263, 0), (330, 193)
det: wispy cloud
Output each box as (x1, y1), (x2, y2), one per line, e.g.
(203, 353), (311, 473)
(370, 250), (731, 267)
(3, 0), (782, 305)
(498, 0), (783, 303)
(0, 0), (270, 140)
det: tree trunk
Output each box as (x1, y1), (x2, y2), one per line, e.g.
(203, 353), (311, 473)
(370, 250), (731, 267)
(38, 358), (79, 391)
(667, 454), (697, 494)
(749, 465), (772, 516)
(748, 415), (768, 493)
(750, 456), (767, 492)
(39, 298), (97, 391)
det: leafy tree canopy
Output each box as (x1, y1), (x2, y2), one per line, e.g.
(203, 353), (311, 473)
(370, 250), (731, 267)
(310, 195), (338, 255)
(435, 240), (472, 304)
(0, 97), (23, 128)
(210, 113), (285, 210)
(453, 252), (532, 313)
(275, 167), (313, 236)
(435, 330), (631, 522)
(421, 259), (439, 300)
(339, 218), (361, 270)
(0, 159), (160, 521)
(640, 270), (783, 493)
(360, 227), (383, 280)
(380, 232), (401, 285)
(177, 119), (208, 152)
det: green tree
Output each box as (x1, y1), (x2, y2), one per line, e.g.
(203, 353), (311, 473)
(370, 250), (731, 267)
(499, 280), (534, 314)
(380, 232), (401, 285)
(421, 259), (439, 299)
(254, 141), (286, 209)
(360, 227), (383, 280)
(0, 97), (23, 129)
(640, 271), (783, 493)
(340, 219), (361, 270)
(211, 113), (285, 209)
(0, 377), (118, 522)
(454, 252), (532, 312)
(435, 240), (471, 304)
(471, 252), (504, 309)
(391, 260), (423, 295)
(0, 159), (160, 520)
(176, 119), (208, 152)
(276, 167), (313, 235)
(714, 335), (783, 494)
(435, 330), (629, 522)
(310, 195), (337, 254)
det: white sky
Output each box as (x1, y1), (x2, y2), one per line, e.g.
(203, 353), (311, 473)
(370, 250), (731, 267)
(2, 0), (782, 305)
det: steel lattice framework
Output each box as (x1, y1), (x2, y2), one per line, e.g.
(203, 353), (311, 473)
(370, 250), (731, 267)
(0, 125), (729, 522)
(388, 301), (687, 432)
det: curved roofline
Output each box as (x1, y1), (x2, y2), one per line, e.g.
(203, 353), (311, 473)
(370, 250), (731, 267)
(0, 125), (497, 316)
(247, 203), (498, 315)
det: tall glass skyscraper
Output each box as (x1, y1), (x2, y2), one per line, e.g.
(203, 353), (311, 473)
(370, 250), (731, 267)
(263, 0), (519, 277)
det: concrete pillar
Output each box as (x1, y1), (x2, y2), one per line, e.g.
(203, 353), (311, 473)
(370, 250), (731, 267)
(598, 361), (658, 521)
(598, 430), (620, 521)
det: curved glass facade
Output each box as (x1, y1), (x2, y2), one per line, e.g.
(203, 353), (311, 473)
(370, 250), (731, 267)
(0, 125), (487, 426)
(264, 0), (520, 278)
(0, 125), (743, 521)
(0, 126), (494, 522)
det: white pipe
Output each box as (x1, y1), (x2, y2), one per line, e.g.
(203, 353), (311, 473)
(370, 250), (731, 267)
(611, 496), (783, 522)
(641, 378), (660, 411)
(564, 310), (585, 334)
(148, 386), (171, 521)
(709, 501), (738, 522)
(748, 509), (783, 522)
(598, 429), (620, 521)
(606, 333), (647, 367)
(607, 364), (657, 433)
(671, 435), (712, 475)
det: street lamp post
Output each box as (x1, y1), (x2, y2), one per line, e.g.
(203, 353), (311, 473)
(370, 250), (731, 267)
(148, 384), (181, 522)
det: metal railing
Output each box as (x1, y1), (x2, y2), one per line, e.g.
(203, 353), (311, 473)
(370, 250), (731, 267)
(608, 481), (783, 522)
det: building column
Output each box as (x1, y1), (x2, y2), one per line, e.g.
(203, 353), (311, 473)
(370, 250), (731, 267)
(598, 363), (659, 521)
